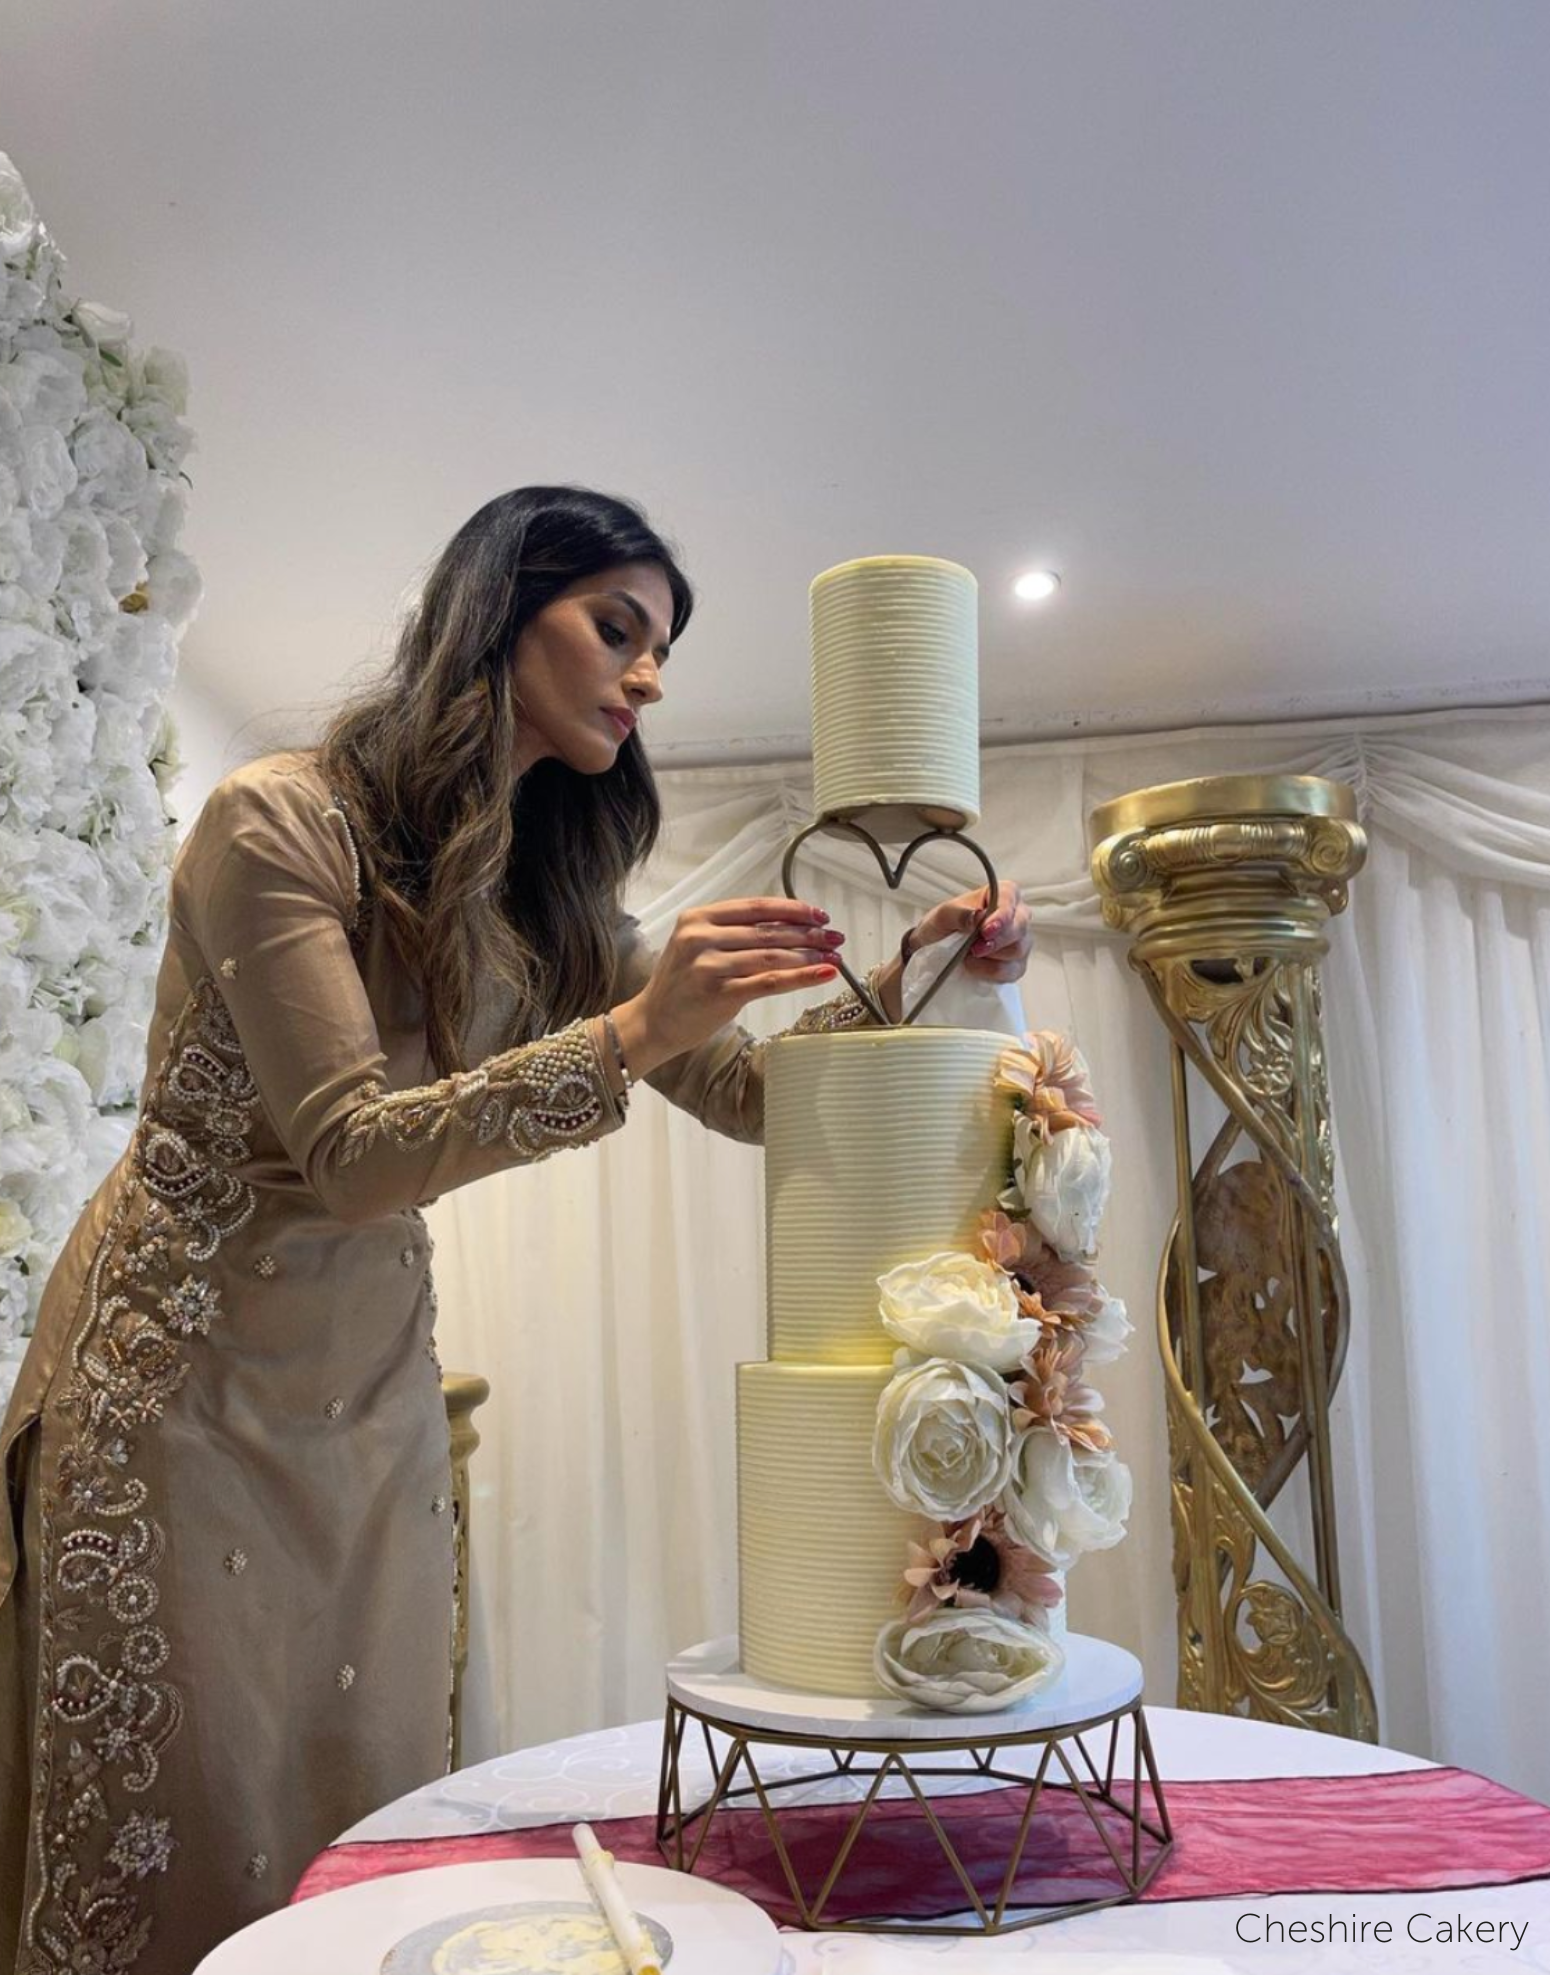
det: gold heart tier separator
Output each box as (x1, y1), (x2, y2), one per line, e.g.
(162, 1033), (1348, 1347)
(780, 816), (1000, 1028)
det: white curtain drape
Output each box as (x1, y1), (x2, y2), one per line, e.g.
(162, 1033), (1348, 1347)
(430, 707), (1550, 1803)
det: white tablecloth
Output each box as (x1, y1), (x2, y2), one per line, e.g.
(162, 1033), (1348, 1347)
(333, 1705), (1550, 1972)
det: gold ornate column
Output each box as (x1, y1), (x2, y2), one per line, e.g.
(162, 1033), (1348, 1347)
(441, 1372), (491, 1771)
(1089, 775), (1377, 1741)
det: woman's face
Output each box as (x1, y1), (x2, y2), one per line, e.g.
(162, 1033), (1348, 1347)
(509, 559), (674, 777)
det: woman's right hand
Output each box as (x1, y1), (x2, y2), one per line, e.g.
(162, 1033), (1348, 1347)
(609, 898), (844, 1080)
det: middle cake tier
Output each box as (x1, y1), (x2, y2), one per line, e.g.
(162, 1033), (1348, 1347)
(764, 1025), (1015, 1366)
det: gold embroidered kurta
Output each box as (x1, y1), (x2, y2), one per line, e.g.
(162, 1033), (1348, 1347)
(0, 750), (870, 1975)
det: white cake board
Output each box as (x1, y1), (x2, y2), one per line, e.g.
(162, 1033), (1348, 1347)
(196, 1858), (782, 1974)
(667, 1632), (1143, 1742)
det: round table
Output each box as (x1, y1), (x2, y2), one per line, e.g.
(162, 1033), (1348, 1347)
(311, 1704), (1550, 1971)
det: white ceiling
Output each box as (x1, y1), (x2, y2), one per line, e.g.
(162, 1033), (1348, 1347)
(6, 0), (1550, 759)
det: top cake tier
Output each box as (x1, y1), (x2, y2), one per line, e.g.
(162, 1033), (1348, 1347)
(810, 555), (980, 842)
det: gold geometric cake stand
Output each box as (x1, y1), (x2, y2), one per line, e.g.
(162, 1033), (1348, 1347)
(655, 1636), (1172, 1936)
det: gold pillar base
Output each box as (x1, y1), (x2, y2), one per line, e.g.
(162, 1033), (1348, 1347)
(442, 1371), (491, 1772)
(1090, 775), (1376, 1742)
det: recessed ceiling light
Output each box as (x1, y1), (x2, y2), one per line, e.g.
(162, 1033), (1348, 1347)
(1013, 570), (1061, 603)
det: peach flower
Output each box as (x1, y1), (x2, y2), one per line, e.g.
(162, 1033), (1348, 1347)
(995, 1032), (1102, 1142)
(1010, 1334), (1112, 1455)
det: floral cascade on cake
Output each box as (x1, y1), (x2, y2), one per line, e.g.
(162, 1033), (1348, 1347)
(870, 1031), (1132, 1711)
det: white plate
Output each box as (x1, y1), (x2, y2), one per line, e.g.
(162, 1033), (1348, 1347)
(196, 1857), (782, 1974)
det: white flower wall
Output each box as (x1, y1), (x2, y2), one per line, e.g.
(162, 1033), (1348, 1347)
(0, 153), (199, 1408)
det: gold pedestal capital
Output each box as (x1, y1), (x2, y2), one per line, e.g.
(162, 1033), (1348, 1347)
(1090, 773), (1368, 944)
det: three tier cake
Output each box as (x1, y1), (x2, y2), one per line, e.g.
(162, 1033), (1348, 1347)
(735, 556), (1131, 1713)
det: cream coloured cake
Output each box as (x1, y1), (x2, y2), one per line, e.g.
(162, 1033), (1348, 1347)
(738, 1026), (1017, 1695)
(810, 554), (979, 840)
(732, 553), (1127, 1712)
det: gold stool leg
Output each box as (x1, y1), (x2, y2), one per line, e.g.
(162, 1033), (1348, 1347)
(441, 1372), (491, 1771)
(1090, 775), (1377, 1741)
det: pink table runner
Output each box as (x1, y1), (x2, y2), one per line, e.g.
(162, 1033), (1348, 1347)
(294, 1766), (1550, 1927)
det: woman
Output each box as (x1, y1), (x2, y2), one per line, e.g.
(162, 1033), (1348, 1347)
(0, 485), (1032, 1972)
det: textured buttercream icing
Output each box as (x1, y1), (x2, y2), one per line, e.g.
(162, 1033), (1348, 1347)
(810, 555), (980, 838)
(738, 1027), (1018, 1694)
(764, 1028), (1013, 1365)
(738, 1362), (928, 1695)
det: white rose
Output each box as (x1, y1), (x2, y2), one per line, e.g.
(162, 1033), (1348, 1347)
(1011, 1119), (1112, 1259)
(149, 708), (185, 797)
(19, 426), (77, 519)
(70, 406), (149, 512)
(42, 699), (97, 833)
(1000, 1428), (1132, 1567)
(73, 957), (152, 1107)
(140, 347), (190, 413)
(145, 548), (202, 633)
(875, 1608), (1065, 1713)
(0, 153), (38, 258)
(79, 613), (177, 701)
(135, 475), (188, 557)
(0, 968), (42, 1050)
(0, 622), (69, 713)
(0, 1263), (28, 1336)
(18, 831), (110, 963)
(873, 1357), (1015, 1520)
(878, 1250), (1045, 1373)
(0, 268), (47, 338)
(73, 301), (134, 353)
(7, 349), (88, 431)
(1080, 1288), (1132, 1367)
(100, 512), (147, 599)
(93, 841), (155, 938)
(0, 584), (50, 631)
(0, 513), (66, 599)
(123, 395), (192, 476)
(0, 1195), (32, 1256)
(0, 1008), (64, 1083)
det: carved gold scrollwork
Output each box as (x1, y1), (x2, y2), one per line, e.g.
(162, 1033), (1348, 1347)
(1162, 1353), (1376, 1738)
(1162, 956), (1297, 1106)
(1091, 775), (1376, 1742)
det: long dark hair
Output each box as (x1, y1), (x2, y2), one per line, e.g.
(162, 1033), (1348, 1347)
(316, 486), (693, 1074)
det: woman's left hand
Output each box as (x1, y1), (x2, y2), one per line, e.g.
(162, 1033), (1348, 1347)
(911, 881), (1032, 982)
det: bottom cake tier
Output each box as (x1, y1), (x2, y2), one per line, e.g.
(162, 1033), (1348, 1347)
(737, 1359), (1072, 1701)
(737, 1360), (925, 1696)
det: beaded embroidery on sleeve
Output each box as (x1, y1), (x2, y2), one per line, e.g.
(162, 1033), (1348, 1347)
(786, 974), (884, 1034)
(737, 976), (883, 1080)
(319, 789), (622, 1169)
(337, 1021), (619, 1167)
